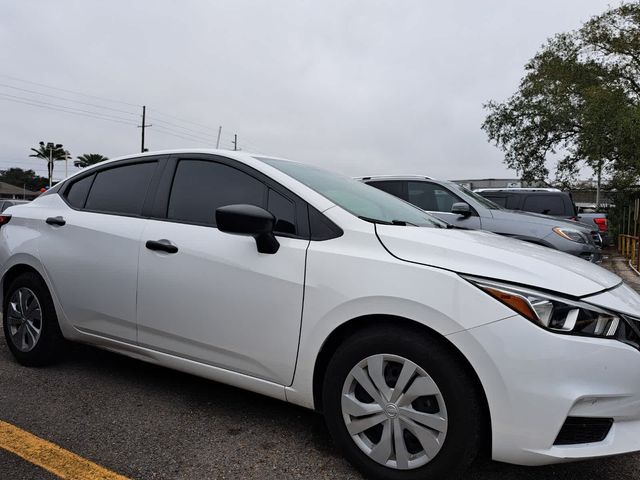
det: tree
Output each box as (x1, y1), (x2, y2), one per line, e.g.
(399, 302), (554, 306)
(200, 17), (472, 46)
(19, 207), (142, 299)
(0, 168), (48, 191)
(29, 141), (71, 186)
(74, 153), (109, 169)
(482, 3), (640, 207)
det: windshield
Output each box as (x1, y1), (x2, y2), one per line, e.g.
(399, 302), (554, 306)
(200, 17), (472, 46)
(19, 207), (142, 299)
(449, 183), (502, 210)
(258, 157), (445, 227)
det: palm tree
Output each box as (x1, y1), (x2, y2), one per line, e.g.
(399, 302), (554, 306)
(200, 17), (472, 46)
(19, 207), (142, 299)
(29, 142), (70, 187)
(74, 153), (109, 169)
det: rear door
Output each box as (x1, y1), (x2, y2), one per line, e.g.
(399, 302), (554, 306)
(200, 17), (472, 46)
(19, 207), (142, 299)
(136, 154), (309, 385)
(37, 157), (165, 342)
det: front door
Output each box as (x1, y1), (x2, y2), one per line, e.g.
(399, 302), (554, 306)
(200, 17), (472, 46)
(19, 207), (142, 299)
(136, 156), (308, 385)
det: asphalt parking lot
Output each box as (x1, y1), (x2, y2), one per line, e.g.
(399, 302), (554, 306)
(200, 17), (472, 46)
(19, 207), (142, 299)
(1, 252), (639, 479)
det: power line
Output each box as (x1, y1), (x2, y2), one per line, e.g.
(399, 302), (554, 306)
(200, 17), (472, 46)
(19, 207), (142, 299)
(1, 75), (275, 155)
(0, 94), (139, 126)
(151, 125), (216, 145)
(0, 83), (139, 116)
(0, 74), (141, 108)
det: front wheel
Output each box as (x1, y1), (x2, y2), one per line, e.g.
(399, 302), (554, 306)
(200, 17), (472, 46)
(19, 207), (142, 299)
(322, 326), (483, 480)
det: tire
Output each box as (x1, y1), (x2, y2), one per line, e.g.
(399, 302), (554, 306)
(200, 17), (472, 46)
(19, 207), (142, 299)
(322, 325), (482, 480)
(2, 272), (66, 366)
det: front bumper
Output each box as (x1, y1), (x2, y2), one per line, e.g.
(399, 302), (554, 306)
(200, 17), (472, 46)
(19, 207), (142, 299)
(543, 232), (602, 263)
(447, 297), (640, 466)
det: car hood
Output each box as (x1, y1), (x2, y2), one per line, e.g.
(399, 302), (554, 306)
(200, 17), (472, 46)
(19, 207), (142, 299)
(376, 225), (620, 297)
(492, 209), (593, 231)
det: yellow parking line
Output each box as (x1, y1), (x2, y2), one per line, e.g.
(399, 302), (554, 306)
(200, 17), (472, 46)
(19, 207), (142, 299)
(0, 420), (130, 480)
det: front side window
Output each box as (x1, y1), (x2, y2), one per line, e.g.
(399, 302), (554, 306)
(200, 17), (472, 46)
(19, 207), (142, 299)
(407, 182), (461, 212)
(268, 189), (297, 234)
(84, 162), (156, 215)
(168, 160), (267, 226)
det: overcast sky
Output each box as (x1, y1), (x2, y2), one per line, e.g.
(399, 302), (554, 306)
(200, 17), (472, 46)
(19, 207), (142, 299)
(0, 0), (613, 183)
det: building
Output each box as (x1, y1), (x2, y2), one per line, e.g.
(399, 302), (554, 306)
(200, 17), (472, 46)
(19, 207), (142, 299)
(0, 182), (40, 200)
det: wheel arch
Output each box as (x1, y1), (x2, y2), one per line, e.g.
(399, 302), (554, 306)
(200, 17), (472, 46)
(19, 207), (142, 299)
(312, 314), (492, 454)
(1, 260), (48, 308)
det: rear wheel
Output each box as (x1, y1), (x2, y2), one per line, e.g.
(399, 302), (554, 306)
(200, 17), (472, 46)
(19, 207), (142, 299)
(2, 272), (66, 366)
(322, 326), (482, 480)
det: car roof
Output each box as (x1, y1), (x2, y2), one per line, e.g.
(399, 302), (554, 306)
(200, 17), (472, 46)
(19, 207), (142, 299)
(474, 188), (563, 193)
(356, 175), (434, 181)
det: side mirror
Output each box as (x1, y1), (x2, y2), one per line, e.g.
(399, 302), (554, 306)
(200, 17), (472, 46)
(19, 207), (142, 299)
(216, 204), (280, 254)
(451, 202), (472, 217)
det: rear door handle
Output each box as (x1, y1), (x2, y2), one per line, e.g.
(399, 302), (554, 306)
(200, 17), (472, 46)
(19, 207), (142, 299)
(145, 239), (178, 254)
(46, 216), (66, 226)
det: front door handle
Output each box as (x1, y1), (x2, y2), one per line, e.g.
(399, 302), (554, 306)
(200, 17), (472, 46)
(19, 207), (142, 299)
(46, 216), (66, 226)
(145, 239), (178, 254)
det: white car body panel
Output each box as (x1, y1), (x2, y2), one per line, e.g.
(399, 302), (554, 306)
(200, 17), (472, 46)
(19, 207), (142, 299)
(1, 149), (640, 469)
(137, 218), (308, 385)
(447, 303), (640, 465)
(375, 224), (619, 297)
(35, 194), (145, 342)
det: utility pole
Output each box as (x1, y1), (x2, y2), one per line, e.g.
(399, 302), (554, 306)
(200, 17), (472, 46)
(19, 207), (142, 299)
(45, 142), (63, 188)
(138, 105), (152, 153)
(216, 126), (222, 149)
(48, 146), (53, 188)
(233, 134), (238, 151)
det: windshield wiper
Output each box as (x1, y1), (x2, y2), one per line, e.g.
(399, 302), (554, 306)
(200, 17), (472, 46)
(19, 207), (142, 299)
(357, 216), (417, 226)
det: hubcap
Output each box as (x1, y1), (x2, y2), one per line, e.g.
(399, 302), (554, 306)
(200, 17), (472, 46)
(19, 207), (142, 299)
(6, 287), (42, 352)
(341, 354), (447, 470)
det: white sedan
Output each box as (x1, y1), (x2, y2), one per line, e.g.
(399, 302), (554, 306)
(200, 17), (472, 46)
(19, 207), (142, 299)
(2, 149), (640, 480)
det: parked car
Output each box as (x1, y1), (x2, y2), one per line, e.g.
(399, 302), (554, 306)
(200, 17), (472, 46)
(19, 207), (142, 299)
(3, 150), (640, 480)
(576, 212), (609, 247)
(359, 176), (602, 261)
(0, 199), (29, 212)
(474, 188), (609, 246)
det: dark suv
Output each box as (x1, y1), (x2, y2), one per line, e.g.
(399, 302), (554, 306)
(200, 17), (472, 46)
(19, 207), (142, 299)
(474, 188), (575, 218)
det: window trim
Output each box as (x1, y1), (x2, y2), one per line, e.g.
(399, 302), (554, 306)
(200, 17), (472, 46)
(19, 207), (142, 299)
(58, 156), (167, 219)
(149, 153), (311, 240)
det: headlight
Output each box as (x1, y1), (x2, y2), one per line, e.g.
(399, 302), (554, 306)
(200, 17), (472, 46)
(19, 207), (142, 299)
(553, 226), (588, 243)
(466, 277), (640, 347)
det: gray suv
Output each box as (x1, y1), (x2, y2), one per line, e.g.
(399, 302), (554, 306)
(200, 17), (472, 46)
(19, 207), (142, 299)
(359, 176), (602, 262)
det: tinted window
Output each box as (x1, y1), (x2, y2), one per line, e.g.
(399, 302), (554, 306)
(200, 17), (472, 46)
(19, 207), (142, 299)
(407, 182), (461, 212)
(85, 163), (156, 215)
(168, 160), (266, 226)
(268, 189), (296, 235)
(65, 174), (94, 208)
(482, 195), (507, 207)
(522, 195), (566, 216)
(367, 181), (405, 199)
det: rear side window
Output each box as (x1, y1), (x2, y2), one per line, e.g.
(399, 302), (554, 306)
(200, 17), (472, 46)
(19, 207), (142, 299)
(167, 160), (266, 226)
(483, 195), (507, 208)
(85, 162), (156, 215)
(65, 174), (94, 208)
(522, 195), (566, 216)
